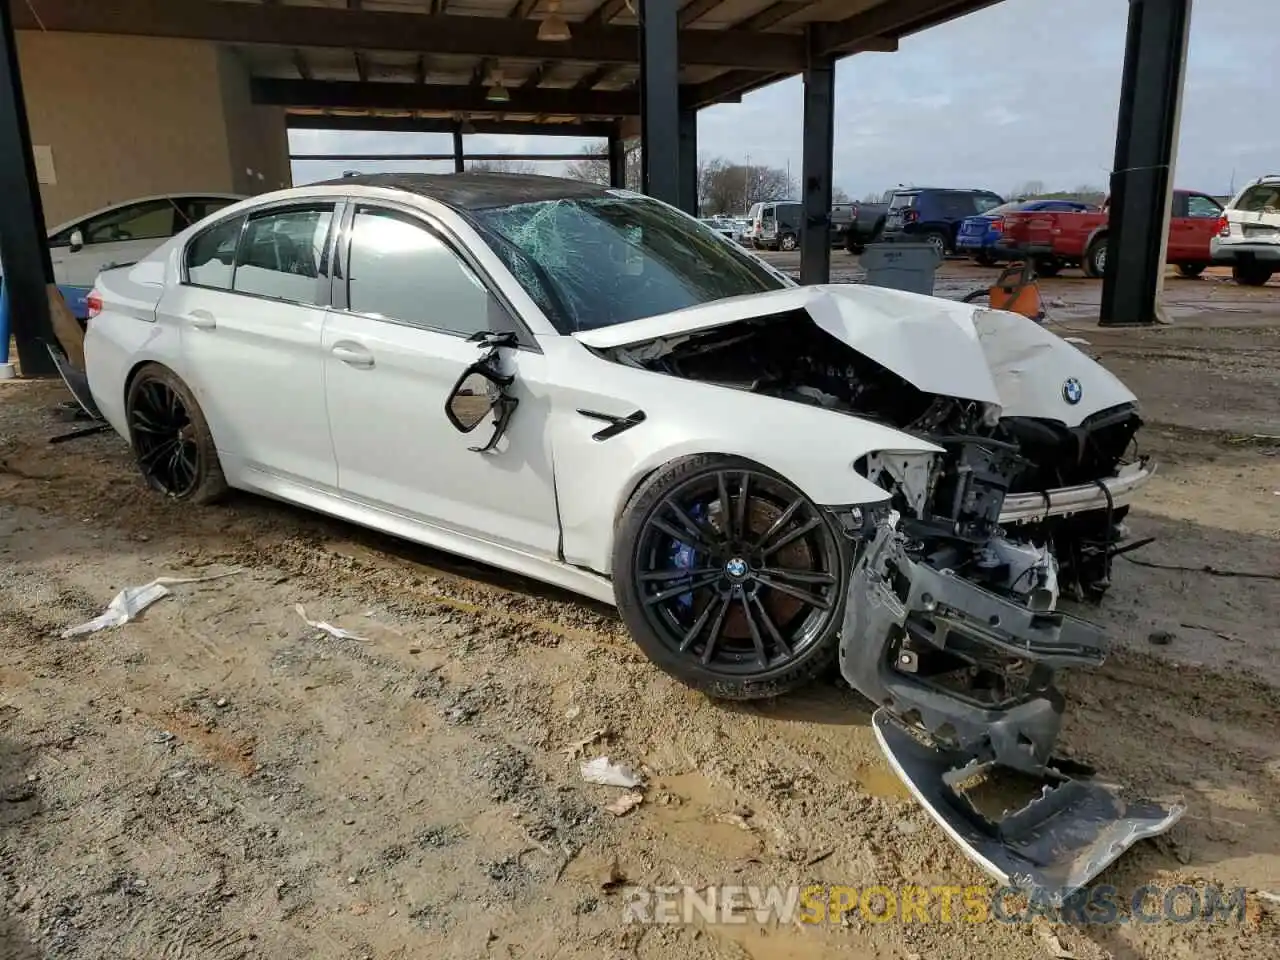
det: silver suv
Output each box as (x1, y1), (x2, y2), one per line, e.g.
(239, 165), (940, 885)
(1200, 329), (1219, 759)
(1211, 175), (1280, 286)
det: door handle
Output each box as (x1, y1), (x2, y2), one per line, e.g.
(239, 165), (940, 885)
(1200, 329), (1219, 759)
(331, 342), (374, 369)
(188, 310), (216, 330)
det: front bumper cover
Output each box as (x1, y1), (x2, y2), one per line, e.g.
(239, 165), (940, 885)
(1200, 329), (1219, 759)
(840, 514), (1183, 902)
(999, 459), (1156, 525)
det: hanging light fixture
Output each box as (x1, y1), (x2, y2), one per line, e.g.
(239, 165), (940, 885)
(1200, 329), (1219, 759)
(537, 0), (572, 42)
(485, 67), (511, 104)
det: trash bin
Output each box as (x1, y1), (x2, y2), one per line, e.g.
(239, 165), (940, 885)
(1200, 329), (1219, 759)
(859, 242), (943, 297)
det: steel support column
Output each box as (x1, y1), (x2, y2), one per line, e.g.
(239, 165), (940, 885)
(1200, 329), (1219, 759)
(638, 0), (680, 206)
(452, 124), (464, 173)
(677, 108), (698, 215)
(1100, 0), (1193, 326)
(799, 39), (835, 285)
(607, 132), (626, 188)
(0, 1), (56, 375)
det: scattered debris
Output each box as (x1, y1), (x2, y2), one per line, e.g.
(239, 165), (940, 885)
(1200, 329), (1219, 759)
(579, 756), (643, 789)
(1037, 928), (1077, 959)
(563, 729), (609, 761)
(715, 810), (754, 831)
(295, 604), (371, 642)
(805, 847), (836, 867)
(604, 792), (644, 817)
(1179, 622), (1240, 642)
(564, 704), (582, 720)
(1062, 335), (1090, 344)
(1148, 629), (1175, 646)
(60, 569), (243, 638)
(600, 857), (628, 894)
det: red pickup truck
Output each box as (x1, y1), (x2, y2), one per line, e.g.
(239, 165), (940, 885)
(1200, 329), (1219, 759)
(995, 190), (1224, 278)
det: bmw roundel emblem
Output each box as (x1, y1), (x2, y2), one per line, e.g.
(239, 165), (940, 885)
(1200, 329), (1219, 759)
(1062, 378), (1083, 405)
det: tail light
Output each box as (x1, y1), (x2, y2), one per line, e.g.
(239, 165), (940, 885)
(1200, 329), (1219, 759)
(1216, 215), (1230, 238)
(86, 291), (103, 320)
(903, 209), (920, 224)
(990, 217), (1005, 233)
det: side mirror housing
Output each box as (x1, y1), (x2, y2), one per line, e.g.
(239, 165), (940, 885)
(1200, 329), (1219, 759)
(69, 229), (84, 253)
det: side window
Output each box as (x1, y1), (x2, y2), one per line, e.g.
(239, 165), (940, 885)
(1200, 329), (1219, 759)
(973, 194), (1003, 214)
(1186, 194), (1222, 218)
(232, 206), (334, 305)
(185, 215), (245, 290)
(179, 196), (237, 231)
(80, 199), (177, 245)
(346, 207), (505, 338)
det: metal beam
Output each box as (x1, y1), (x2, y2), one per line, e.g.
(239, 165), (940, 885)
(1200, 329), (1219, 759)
(685, 69), (777, 107)
(253, 78), (640, 115)
(799, 40), (835, 284)
(640, 0), (681, 206)
(816, 0), (1000, 54)
(292, 151), (588, 162)
(452, 125), (465, 173)
(575, 65), (614, 91)
(284, 113), (616, 137)
(678, 0), (723, 28)
(1100, 0), (1193, 326)
(0, 0), (56, 375)
(739, 0), (817, 33)
(7, 0), (805, 71)
(608, 132), (626, 188)
(587, 0), (630, 26)
(678, 108), (698, 215)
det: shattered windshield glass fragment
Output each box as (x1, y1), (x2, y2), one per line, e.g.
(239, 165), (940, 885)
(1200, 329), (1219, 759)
(472, 195), (785, 333)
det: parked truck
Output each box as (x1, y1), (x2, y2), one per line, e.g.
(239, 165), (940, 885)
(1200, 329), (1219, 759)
(996, 189), (1224, 277)
(831, 201), (889, 254)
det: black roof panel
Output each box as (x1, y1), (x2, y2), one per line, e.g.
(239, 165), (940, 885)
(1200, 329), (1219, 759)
(315, 172), (616, 211)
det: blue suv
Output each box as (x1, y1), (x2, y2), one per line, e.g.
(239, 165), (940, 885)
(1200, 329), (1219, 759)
(880, 188), (1005, 259)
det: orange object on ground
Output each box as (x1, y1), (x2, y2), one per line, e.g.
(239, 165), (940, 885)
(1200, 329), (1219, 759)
(987, 261), (1044, 320)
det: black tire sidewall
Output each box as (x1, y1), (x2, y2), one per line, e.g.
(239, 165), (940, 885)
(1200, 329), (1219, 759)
(125, 363), (227, 505)
(611, 454), (850, 700)
(1086, 238), (1107, 278)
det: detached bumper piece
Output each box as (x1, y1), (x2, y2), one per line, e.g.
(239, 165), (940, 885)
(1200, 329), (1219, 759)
(841, 517), (1183, 901)
(872, 712), (1185, 904)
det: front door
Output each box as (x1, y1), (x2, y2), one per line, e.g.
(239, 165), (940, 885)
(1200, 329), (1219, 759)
(157, 202), (338, 488)
(1172, 192), (1224, 262)
(322, 203), (559, 557)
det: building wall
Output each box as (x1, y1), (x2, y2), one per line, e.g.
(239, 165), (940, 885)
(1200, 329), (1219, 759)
(16, 32), (289, 229)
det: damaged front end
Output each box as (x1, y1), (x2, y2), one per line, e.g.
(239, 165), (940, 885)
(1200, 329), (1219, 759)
(843, 440), (1182, 902)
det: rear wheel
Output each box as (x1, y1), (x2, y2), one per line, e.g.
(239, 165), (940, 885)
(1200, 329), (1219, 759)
(1232, 263), (1274, 286)
(1083, 236), (1108, 278)
(779, 232), (798, 252)
(975, 250), (997, 267)
(924, 231), (949, 259)
(1032, 257), (1061, 278)
(613, 455), (847, 700)
(1176, 262), (1207, 278)
(125, 363), (227, 504)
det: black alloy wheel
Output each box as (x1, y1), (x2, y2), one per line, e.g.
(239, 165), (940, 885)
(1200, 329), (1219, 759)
(125, 364), (227, 504)
(617, 458), (845, 696)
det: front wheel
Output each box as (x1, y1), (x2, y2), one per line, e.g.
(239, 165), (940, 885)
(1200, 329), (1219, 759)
(612, 455), (847, 700)
(1083, 237), (1108, 278)
(125, 363), (227, 504)
(1232, 263), (1274, 286)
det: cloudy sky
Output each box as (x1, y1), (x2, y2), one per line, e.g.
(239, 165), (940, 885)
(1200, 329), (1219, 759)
(290, 0), (1278, 199)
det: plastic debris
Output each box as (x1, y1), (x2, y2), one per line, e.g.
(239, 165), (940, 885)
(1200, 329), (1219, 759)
(1063, 336), (1091, 345)
(60, 569), (243, 639)
(579, 756), (644, 789)
(295, 604), (371, 642)
(562, 728), (608, 760)
(604, 792), (644, 817)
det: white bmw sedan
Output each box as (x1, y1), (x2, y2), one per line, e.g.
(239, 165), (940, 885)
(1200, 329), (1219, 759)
(85, 173), (1174, 895)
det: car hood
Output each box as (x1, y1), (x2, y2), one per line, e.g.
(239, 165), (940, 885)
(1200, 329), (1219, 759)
(574, 284), (1004, 406)
(573, 284), (1138, 425)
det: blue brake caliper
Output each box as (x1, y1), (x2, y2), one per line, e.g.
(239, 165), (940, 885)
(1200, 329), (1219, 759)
(668, 503), (705, 612)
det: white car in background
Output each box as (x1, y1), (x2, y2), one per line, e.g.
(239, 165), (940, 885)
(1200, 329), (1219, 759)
(47, 193), (242, 288)
(1211, 174), (1280, 286)
(82, 173), (1177, 900)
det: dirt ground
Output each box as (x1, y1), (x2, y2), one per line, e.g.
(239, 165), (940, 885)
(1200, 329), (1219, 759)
(1, 261), (1277, 959)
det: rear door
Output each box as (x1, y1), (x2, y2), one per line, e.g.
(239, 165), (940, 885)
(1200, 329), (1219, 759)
(160, 201), (339, 488)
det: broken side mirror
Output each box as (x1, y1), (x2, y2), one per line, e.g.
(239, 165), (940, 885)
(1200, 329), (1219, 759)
(69, 229), (84, 253)
(445, 353), (518, 454)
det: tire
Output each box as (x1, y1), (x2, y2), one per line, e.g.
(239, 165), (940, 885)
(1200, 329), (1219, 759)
(974, 251), (996, 267)
(779, 232), (798, 252)
(1232, 263), (1274, 287)
(1083, 236), (1108, 278)
(924, 231), (949, 259)
(125, 362), (228, 505)
(1176, 263), (1207, 278)
(1032, 257), (1061, 278)
(612, 454), (848, 701)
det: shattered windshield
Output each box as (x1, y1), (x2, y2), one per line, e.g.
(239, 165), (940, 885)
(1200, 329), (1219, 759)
(470, 193), (786, 334)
